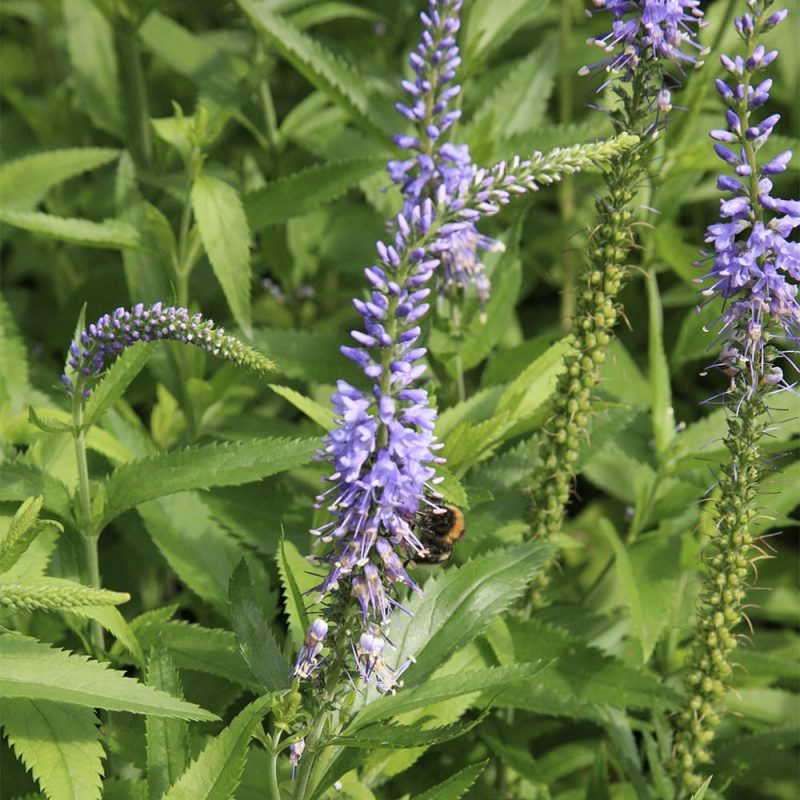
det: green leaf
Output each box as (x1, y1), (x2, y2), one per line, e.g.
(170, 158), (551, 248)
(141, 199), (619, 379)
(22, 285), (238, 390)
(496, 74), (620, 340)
(62, 0), (123, 136)
(83, 343), (155, 427)
(268, 383), (333, 430)
(228, 560), (291, 692)
(102, 437), (317, 526)
(627, 531), (682, 663)
(414, 761), (488, 800)
(0, 632), (217, 720)
(1, 698), (103, 800)
(0, 292), (30, 413)
(0, 496), (62, 574)
(494, 336), (573, 433)
(653, 221), (699, 284)
(146, 645), (189, 800)
(330, 716), (484, 750)
(646, 270), (675, 456)
(136, 493), (263, 615)
(277, 538), (311, 652)
(0, 209), (140, 249)
(349, 663), (547, 730)
(506, 619), (678, 714)
(162, 695), (271, 800)
(0, 461), (73, 521)
(64, 605), (144, 666)
(0, 578), (128, 612)
(714, 727), (800, 787)
(465, 39), (557, 159)
(288, 2), (382, 29)
(463, 0), (549, 65)
(244, 157), (387, 231)
(114, 153), (174, 304)
(0, 148), (119, 212)
(688, 777), (713, 800)
(236, 0), (389, 141)
(395, 542), (553, 685)
(130, 619), (259, 690)
(251, 326), (360, 383)
(191, 175), (252, 337)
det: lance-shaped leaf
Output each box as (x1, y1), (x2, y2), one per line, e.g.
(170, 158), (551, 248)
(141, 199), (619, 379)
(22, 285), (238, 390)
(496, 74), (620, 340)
(349, 663), (549, 731)
(0, 209), (140, 249)
(328, 715), (485, 750)
(1, 698), (104, 800)
(0, 632), (217, 720)
(0, 147), (119, 211)
(162, 695), (272, 800)
(236, 0), (390, 141)
(277, 538), (312, 652)
(244, 157), (387, 231)
(191, 175), (252, 337)
(504, 619), (679, 714)
(0, 496), (62, 574)
(415, 761), (488, 800)
(0, 461), (73, 521)
(130, 619), (259, 690)
(228, 560), (291, 692)
(83, 342), (155, 427)
(0, 292), (30, 413)
(102, 437), (318, 526)
(146, 645), (189, 800)
(394, 542), (553, 685)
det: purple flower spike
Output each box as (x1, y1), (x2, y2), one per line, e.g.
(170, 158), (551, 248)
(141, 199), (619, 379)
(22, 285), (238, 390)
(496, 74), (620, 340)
(389, 0), (502, 313)
(581, 1), (707, 86)
(699, 3), (799, 393)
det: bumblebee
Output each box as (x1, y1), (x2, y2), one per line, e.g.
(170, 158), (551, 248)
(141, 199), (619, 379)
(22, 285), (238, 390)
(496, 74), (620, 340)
(414, 504), (466, 563)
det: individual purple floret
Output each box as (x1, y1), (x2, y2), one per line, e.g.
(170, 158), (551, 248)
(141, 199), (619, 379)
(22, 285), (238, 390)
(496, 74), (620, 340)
(292, 619), (329, 679)
(581, 0), (707, 84)
(388, 0), (502, 315)
(288, 739), (305, 780)
(698, 3), (799, 392)
(62, 303), (273, 396)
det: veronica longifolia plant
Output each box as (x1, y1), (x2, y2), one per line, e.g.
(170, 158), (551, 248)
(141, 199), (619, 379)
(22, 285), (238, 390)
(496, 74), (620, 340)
(673, 2), (797, 792)
(286, 0), (638, 785)
(526, 0), (707, 603)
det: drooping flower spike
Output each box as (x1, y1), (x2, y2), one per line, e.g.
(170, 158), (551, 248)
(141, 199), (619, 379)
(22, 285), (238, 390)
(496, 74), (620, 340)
(63, 303), (273, 397)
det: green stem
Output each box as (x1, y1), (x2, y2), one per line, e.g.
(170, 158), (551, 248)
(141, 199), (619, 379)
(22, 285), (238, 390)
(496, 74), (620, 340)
(559, 0), (577, 329)
(116, 24), (153, 167)
(452, 303), (466, 403)
(267, 729), (283, 800)
(293, 702), (329, 800)
(72, 397), (105, 654)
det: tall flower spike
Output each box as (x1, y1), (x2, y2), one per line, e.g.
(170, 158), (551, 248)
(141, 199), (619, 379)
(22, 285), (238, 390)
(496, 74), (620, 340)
(63, 303), (273, 397)
(674, 5), (796, 793)
(389, 0), (503, 316)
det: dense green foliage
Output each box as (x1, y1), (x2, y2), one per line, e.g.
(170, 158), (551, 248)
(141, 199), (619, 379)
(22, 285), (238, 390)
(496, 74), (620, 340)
(0, 1), (798, 799)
